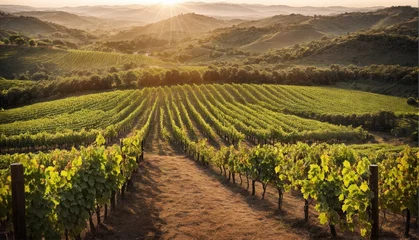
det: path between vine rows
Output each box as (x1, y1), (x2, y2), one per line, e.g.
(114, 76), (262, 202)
(88, 147), (415, 240)
(90, 150), (307, 240)
(89, 114), (338, 240)
(86, 114), (414, 240)
(87, 115), (326, 240)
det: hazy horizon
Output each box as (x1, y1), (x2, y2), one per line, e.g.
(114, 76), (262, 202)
(0, 0), (417, 8)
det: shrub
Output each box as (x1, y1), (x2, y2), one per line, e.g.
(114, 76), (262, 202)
(407, 97), (417, 106)
(32, 71), (50, 81)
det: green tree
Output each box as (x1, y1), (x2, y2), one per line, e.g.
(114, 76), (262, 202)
(9, 35), (20, 44)
(29, 39), (36, 47)
(15, 37), (26, 46)
(123, 71), (137, 87)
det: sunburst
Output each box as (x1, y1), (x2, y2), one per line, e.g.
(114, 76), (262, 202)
(160, 0), (180, 5)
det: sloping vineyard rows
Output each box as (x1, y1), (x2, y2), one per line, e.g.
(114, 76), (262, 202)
(0, 90), (133, 124)
(0, 84), (376, 151)
(0, 89), (155, 151)
(158, 84), (418, 238)
(1, 91), (142, 135)
(0, 96), (158, 239)
(0, 84), (417, 239)
(54, 50), (159, 71)
(2, 83), (415, 152)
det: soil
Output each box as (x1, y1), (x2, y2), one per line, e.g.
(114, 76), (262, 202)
(85, 114), (419, 240)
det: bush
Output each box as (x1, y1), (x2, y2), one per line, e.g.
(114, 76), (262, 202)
(37, 41), (50, 47)
(407, 97), (417, 106)
(15, 37), (26, 46)
(123, 62), (137, 71)
(52, 39), (65, 46)
(29, 39), (36, 47)
(32, 71), (50, 81)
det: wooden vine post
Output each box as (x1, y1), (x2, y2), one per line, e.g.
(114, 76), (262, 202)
(11, 163), (26, 240)
(369, 164), (379, 240)
(141, 140), (144, 161)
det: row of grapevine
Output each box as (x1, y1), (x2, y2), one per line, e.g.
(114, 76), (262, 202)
(3, 83), (413, 152)
(196, 84), (369, 143)
(1, 91), (143, 135)
(54, 50), (159, 71)
(158, 86), (418, 238)
(0, 97), (158, 239)
(0, 89), (156, 152)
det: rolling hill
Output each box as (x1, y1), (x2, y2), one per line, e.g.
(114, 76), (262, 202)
(246, 28), (418, 67)
(201, 6), (418, 53)
(291, 33), (418, 66)
(14, 11), (143, 30)
(0, 3), (385, 23)
(240, 26), (325, 53)
(308, 6), (418, 35)
(111, 13), (245, 41)
(0, 11), (94, 41)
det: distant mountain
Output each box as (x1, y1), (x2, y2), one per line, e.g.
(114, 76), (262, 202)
(0, 4), (37, 13)
(0, 3), (386, 23)
(111, 13), (245, 41)
(14, 11), (143, 30)
(0, 12), (94, 41)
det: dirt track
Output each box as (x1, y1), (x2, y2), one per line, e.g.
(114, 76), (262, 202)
(92, 152), (308, 240)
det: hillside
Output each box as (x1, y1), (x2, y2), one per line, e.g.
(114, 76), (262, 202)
(0, 28), (21, 39)
(308, 6), (418, 35)
(0, 11), (94, 40)
(247, 31), (418, 67)
(14, 11), (142, 30)
(238, 14), (311, 28)
(240, 25), (325, 53)
(201, 6), (418, 53)
(0, 45), (165, 78)
(111, 13), (244, 40)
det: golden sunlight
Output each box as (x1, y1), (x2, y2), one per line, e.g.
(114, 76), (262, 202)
(160, 0), (180, 5)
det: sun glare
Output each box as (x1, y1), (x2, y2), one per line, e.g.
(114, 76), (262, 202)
(161, 0), (180, 5)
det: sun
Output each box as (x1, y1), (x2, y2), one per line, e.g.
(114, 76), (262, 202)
(161, 0), (180, 5)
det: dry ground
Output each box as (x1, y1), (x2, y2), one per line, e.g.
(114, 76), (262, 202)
(86, 117), (418, 240)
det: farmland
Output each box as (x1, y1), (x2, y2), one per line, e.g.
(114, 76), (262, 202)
(1, 82), (418, 239)
(0, 3), (418, 240)
(2, 84), (417, 152)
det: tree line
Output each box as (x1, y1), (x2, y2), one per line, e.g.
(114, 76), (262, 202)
(1, 64), (417, 109)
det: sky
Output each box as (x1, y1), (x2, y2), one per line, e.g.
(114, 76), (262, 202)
(0, 0), (417, 8)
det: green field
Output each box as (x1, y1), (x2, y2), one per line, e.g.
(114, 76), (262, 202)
(0, 46), (166, 78)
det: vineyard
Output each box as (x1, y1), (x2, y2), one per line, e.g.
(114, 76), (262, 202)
(53, 50), (164, 71)
(0, 84), (418, 239)
(0, 46), (165, 77)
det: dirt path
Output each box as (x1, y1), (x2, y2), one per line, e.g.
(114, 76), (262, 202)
(92, 152), (309, 240)
(88, 116), (417, 240)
